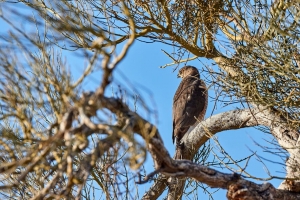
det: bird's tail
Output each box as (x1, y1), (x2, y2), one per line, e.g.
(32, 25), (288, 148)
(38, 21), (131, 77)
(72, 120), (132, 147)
(174, 145), (183, 160)
(174, 137), (184, 159)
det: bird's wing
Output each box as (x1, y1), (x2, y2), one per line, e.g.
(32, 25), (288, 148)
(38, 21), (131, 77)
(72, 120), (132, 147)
(172, 77), (207, 143)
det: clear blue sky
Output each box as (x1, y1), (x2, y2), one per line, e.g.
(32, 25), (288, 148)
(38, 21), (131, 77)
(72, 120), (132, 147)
(0, 2), (285, 199)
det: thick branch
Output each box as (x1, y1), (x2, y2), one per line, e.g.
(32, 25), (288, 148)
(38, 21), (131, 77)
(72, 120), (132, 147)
(145, 105), (300, 199)
(164, 160), (300, 200)
(136, 112), (300, 200)
(182, 106), (297, 158)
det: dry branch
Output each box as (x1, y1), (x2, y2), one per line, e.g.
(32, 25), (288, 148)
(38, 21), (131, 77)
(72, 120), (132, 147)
(143, 106), (300, 199)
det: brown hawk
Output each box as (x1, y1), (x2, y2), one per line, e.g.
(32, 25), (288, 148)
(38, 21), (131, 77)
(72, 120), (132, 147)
(172, 66), (208, 147)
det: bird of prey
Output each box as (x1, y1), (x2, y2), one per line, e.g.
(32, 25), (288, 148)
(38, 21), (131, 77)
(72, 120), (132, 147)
(172, 66), (208, 148)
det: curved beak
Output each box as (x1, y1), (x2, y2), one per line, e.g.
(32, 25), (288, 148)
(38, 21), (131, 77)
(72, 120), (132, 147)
(177, 74), (181, 78)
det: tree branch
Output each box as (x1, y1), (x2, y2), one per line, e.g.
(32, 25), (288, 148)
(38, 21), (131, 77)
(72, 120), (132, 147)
(143, 105), (300, 199)
(135, 105), (300, 199)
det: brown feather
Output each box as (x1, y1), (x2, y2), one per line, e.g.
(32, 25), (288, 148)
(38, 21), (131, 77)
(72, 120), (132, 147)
(172, 66), (208, 145)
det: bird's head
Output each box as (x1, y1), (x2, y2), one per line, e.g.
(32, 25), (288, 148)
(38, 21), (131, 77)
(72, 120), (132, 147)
(177, 66), (200, 79)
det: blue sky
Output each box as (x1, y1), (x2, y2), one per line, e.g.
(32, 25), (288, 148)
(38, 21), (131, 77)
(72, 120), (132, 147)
(0, 2), (286, 199)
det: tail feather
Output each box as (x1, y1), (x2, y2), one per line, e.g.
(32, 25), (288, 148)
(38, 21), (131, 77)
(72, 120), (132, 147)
(174, 138), (184, 159)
